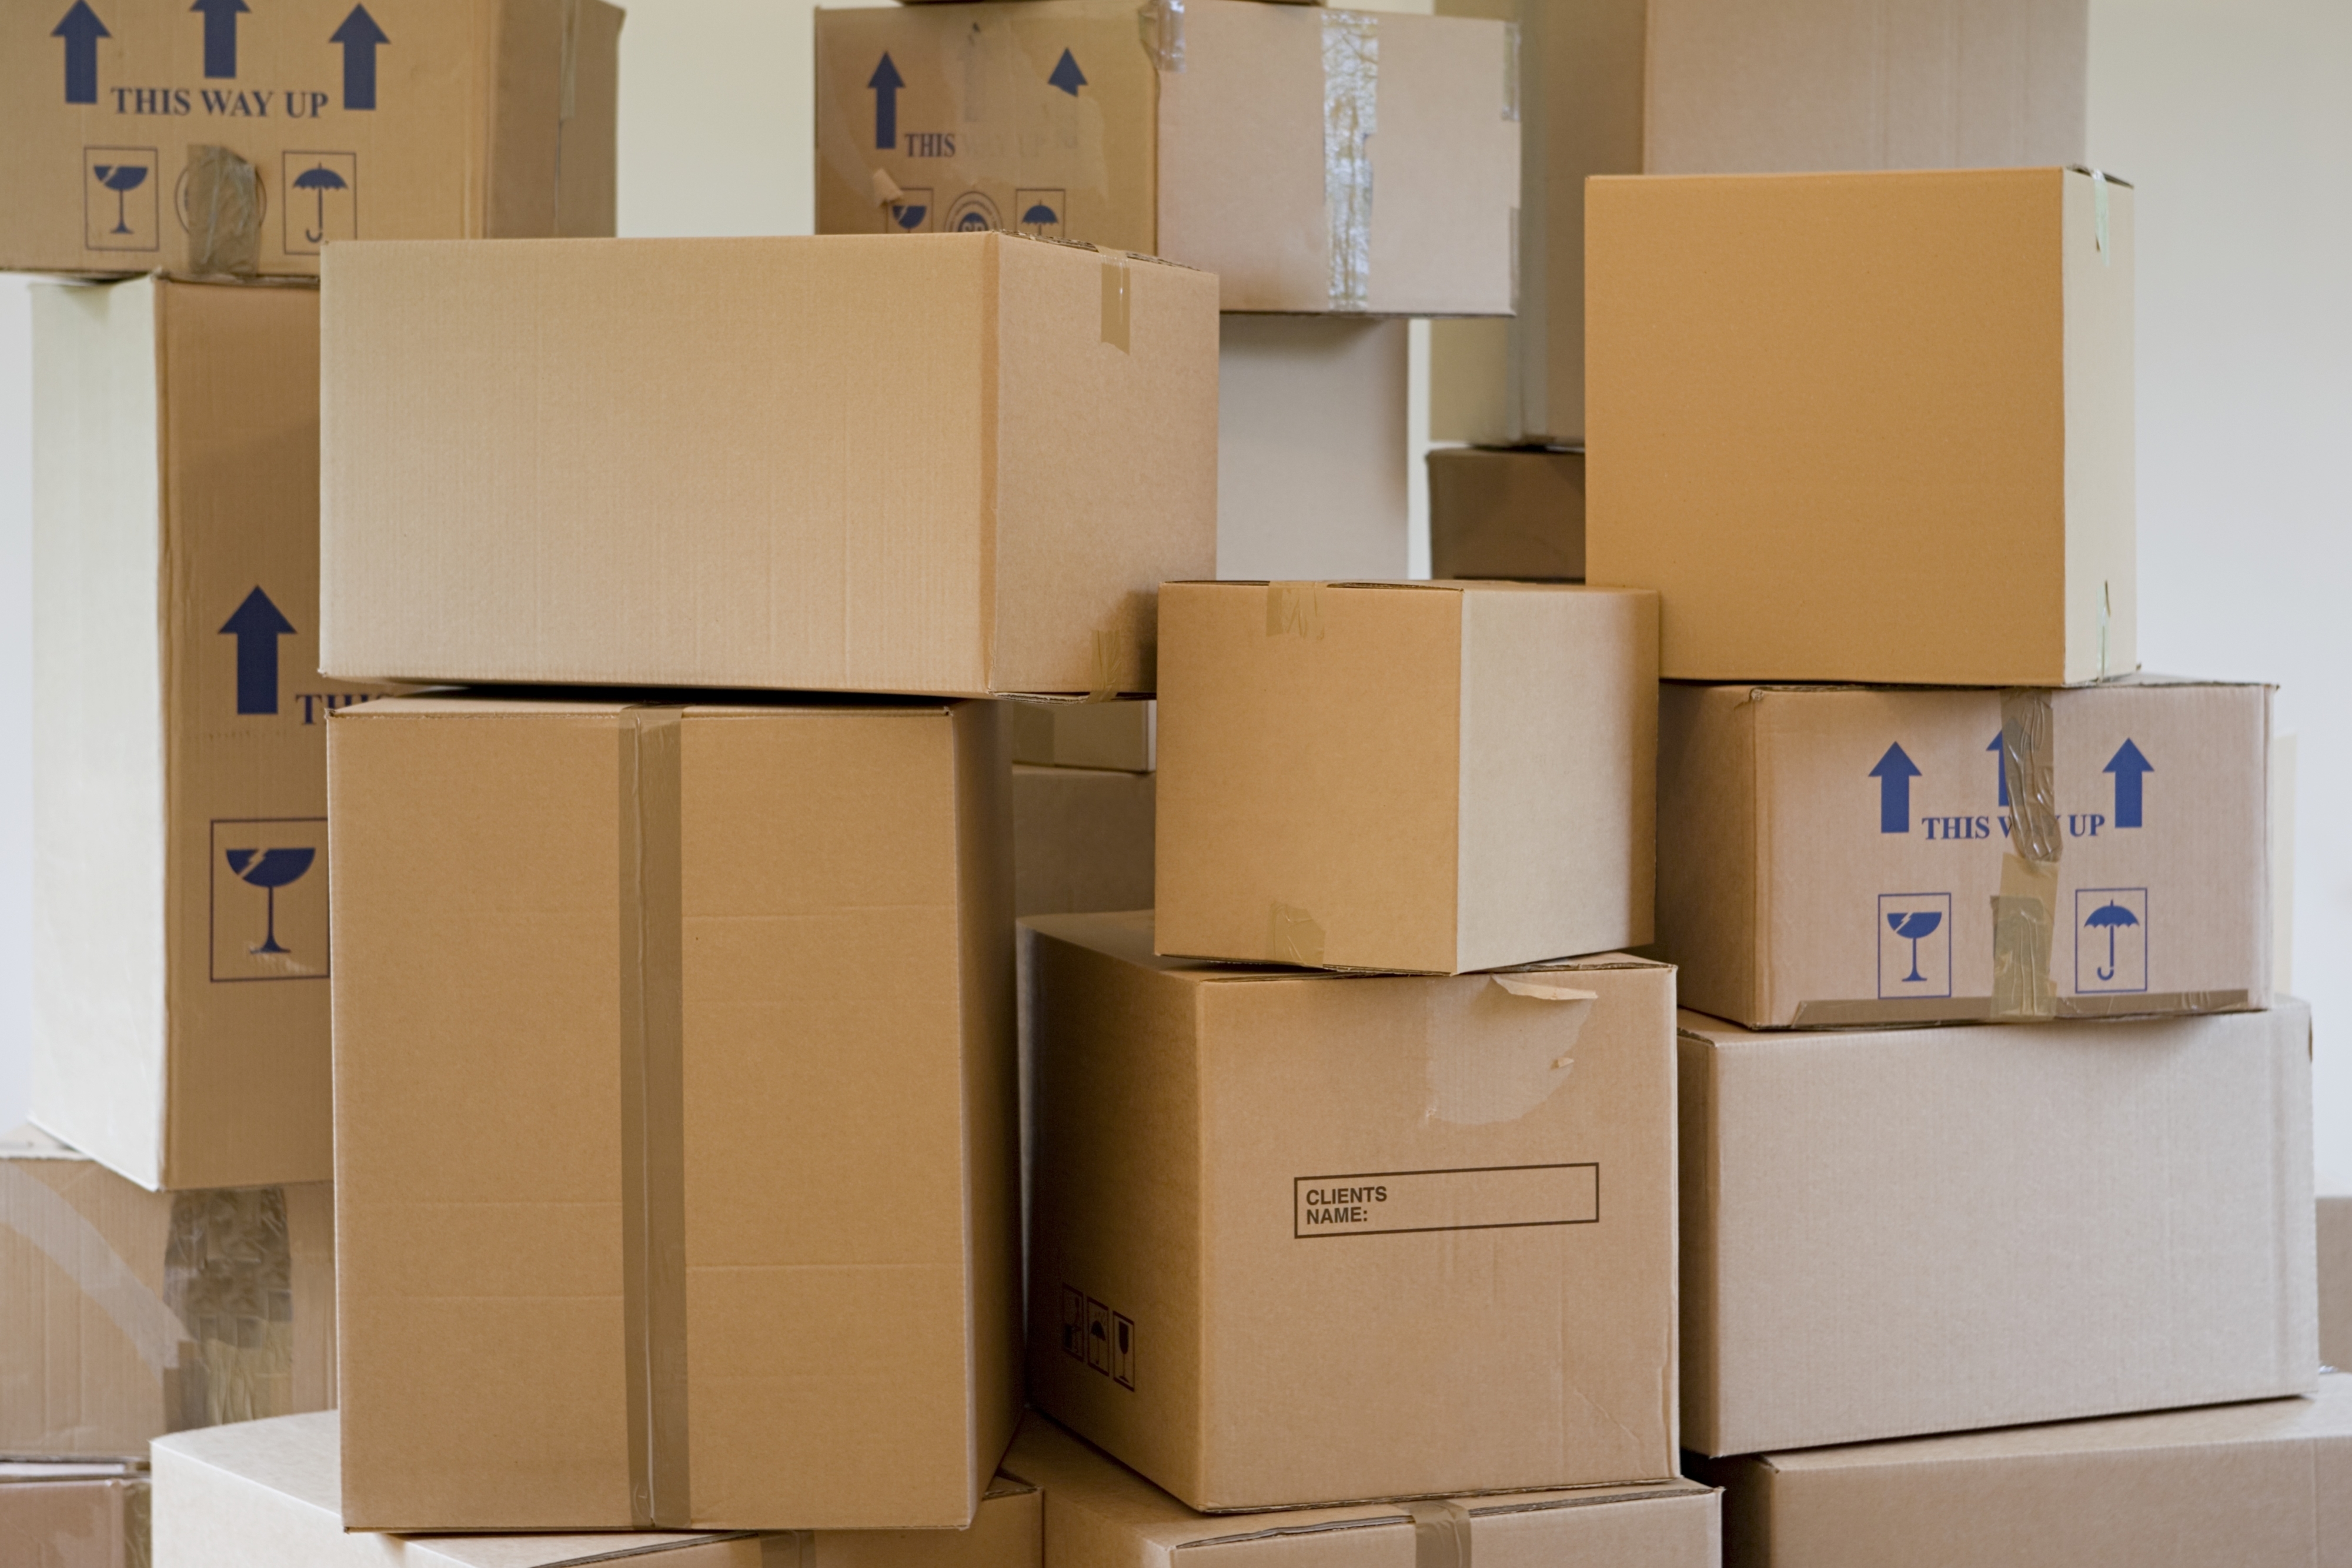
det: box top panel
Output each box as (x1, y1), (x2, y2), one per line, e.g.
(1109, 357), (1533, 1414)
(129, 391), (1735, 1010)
(1677, 999), (2309, 1050)
(1028, 909), (1667, 984)
(336, 694), (963, 722)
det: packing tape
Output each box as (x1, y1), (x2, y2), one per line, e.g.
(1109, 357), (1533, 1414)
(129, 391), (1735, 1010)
(163, 1188), (296, 1432)
(126, 1479), (152, 1568)
(1088, 624), (1129, 701)
(1, 1163), (186, 1376)
(1100, 252), (1131, 351)
(1148, 0), (1186, 73)
(1501, 21), (1521, 122)
(1990, 690), (2062, 1021)
(2089, 168), (2110, 263)
(1320, 11), (1378, 310)
(1269, 902), (1327, 967)
(1265, 583), (1327, 641)
(183, 145), (258, 278)
(1408, 1501), (1474, 1568)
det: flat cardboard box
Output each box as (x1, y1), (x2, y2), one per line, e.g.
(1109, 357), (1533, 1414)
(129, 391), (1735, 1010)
(1217, 318), (1408, 580)
(1701, 1375), (2352, 1568)
(1, 1126), (334, 1458)
(0, 1460), (147, 1568)
(1679, 1002), (2318, 1457)
(1586, 167), (2135, 686)
(1013, 767), (1153, 921)
(1658, 677), (2271, 1028)
(813, 0), (1518, 315)
(2323, 1195), (2352, 1372)
(1009, 702), (1154, 773)
(154, 1413), (1043, 1568)
(1154, 580), (1657, 974)
(0, 0), (619, 278)
(33, 275), (390, 1192)
(319, 232), (1216, 698)
(1427, 447), (1585, 581)
(328, 696), (1018, 1531)
(1025, 912), (1679, 1510)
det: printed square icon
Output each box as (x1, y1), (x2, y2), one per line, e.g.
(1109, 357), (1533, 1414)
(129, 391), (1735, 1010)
(282, 152), (358, 255)
(85, 148), (161, 252)
(1877, 892), (1953, 1001)
(1016, 189), (1067, 240)
(211, 818), (331, 982)
(886, 186), (933, 233)
(2076, 888), (2149, 995)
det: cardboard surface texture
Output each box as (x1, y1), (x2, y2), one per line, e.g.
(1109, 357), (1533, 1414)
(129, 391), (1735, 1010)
(1, 0), (620, 278)
(1012, 767), (1154, 921)
(2324, 1195), (2352, 1373)
(328, 697), (1019, 1531)
(1009, 701), (1154, 773)
(1428, 447), (1585, 580)
(1155, 581), (1657, 974)
(1218, 318), (1408, 581)
(319, 232), (1215, 697)
(814, 0), (1518, 315)
(0, 1460), (148, 1568)
(1658, 677), (2270, 1028)
(1024, 913), (1680, 1511)
(1679, 1002), (2318, 1456)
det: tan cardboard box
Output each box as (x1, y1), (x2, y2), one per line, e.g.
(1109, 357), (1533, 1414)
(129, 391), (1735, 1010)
(1427, 447), (1585, 581)
(319, 232), (1216, 698)
(2323, 1195), (2352, 1372)
(2, 1126), (334, 1458)
(34, 275), (390, 1192)
(1218, 317), (1408, 580)
(1010, 701), (1154, 773)
(813, 0), (1518, 315)
(154, 1412), (1043, 1568)
(0, 1460), (148, 1568)
(0, 0), (619, 278)
(1013, 767), (1153, 921)
(1679, 1002), (2318, 1457)
(1658, 677), (2270, 1028)
(1586, 167), (2135, 686)
(1025, 912), (1679, 1511)
(328, 696), (1018, 1532)
(1155, 580), (1657, 974)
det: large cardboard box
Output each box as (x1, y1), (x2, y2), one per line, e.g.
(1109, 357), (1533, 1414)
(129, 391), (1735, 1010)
(1217, 318), (1408, 581)
(2, 1126), (335, 1458)
(0, 0), (619, 278)
(1679, 1002), (2318, 1457)
(1427, 447), (1585, 581)
(1010, 702), (1154, 774)
(0, 1460), (148, 1568)
(33, 275), (389, 1192)
(1155, 580), (1657, 974)
(328, 696), (1018, 1531)
(1586, 167), (2135, 686)
(319, 232), (1216, 698)
(1012, 768), (1153, 921)
(154, 1413), (1043, 1568)
(1025, 912), (1679, 1511)
(1658, 677), (2271, 1028)
(814, 0), (1518, 315)
(2323, 1195), (2352, 1372)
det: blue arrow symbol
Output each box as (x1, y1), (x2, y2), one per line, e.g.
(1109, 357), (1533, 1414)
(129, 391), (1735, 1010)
(330, 4), (389, 110)
(53, 1), (110, 104)
(192, 0), (247, 78)
(1987, 733), (2009, 807)
(1869, 743), (1922, 834)
(219, 587), (294, 715)
(1048, 48), (1087, 96)
(2104, 738), (2153, 828)
(869, 52), (904, 151)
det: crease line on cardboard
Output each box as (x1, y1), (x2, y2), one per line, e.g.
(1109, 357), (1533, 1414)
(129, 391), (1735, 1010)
(1991, 690), (2060, 1021)
(1321, 11), (1378, 310)
(1, 1168), (185, 1375)
(183, 146), (259, 278)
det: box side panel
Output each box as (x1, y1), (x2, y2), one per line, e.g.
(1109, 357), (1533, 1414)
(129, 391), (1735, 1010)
(283, 1182), (337, 1416)
(1673, 1033), (1722, 1456)
(555, 2), (624, 237)
(1360, 13), (1518, 317)
(814, 1482), (1042, 1568)
(0, 1479), (138, 1568)
(1011, 766), (1155, 921)
(1653, 686), (1761, 1025)
(2062, 172), (2137, 682)
(484, 0), (568, 239)
(1425, 448), (1586, 583)
(2323, 1196), (2352, 1373)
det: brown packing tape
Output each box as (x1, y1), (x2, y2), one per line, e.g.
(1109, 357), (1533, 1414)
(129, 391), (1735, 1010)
(1265, 583), (1327, 641)
(183, 145), (259, 279)
(1989, 690), (2062, 1021)
(1088, 624), (1129, 702)
(1409, 1500), (1474, 1568)
(163, 1189), (295, 1432)
(1269, 902), (1327, 967)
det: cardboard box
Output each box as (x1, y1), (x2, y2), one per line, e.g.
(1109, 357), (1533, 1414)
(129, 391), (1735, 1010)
(0, 0), (619, 278)
(1, 1126), (335, 1458)
(1013, 767), (1153, 921)
(1586, 167), (2135, 686)
(1658, 677), (2271, 1028)
(1010, 701), (1154, 773)
(0, 1460), (147, 1568)
(2323, 1195), (2352, 1372)
(1701, 1375), (2352, 1568)
(1428, 447), (1585, 580)
(318, 232), (1216, 698)
(33, 275), (390, 1192)
(153, 1412), (1043, 1568)
(1217, 318), (1408, 581)
(1155, 580), (1657, 974)
(328, 696), (1018, 1531)
(1679, 1001), (2318, 1457)
(813, 0), (1518, 315)
(1024, 912), (1679, 1510)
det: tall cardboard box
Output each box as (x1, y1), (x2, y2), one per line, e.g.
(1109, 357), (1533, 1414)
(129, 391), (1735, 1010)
(1658, 678), (2271, 1028)
(1025, 912), (1679, 1511)
(1679, 1002), (2318, 1457)
(2323, 1194), (2352, 1372)
(1427, 447), (1585, 580)
(1217, 319), (1408, 581)
(0, 0), (620, 278)
(0, 1460), (148, 1568)
(1155, 580), (1658, 974)
(814, 0), (1518, 315)
(329, 697), (1018, 1531)
(1586, 166), (2134, 686)
(34, 275), (389, 1192)
(319, 233), (1217, 698)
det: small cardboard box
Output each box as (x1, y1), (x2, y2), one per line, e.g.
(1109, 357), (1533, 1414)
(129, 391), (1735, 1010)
(1587, 167), (2135, 686)
(1154, 580), (1657, 974)
(1025, 912), (1679, 1511)
(1, 1126), (335, 1458)
(154, 1412), (1044, 1568)
(1009, 701), (1154, 773)
(1218, 317), (1409, 580)
(2322, 1195), (2352, 1372)
(0, 0), (619, 278)
(1679, 1001), (2318, 1457)
(1012, 767), (1153, 921)
(1428, 447), (1585, 581)
(813, 0), (1518, 315)
(1658, 677), (2271, 1028)
(319, 232), (1217, 698)
(33, 275), (391, 1192)
(328, 696), (1018, 1531)
(0, 1460), (147, 1568)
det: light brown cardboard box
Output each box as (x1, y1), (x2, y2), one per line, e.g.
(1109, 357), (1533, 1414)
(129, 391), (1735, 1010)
(1701, 1375), (2352, 1568)
(0, 1460), (148, 1568)
(0, 0), (619, 278)
(1012, 768), (1153, 921)
(1, 1126), (334, 1459)
(1679, 1001), (2318, 1457)
(2323, 1195), (2352, 1372)
(1010, 702), (1154, 773)
(813, 0), (1518, 315)
(1586, 167), (2135, 686)
(318, 232), (1216, 698)
(1658, 677), (2270, 1028)
(1217, 318), (1408, 580)
(1155, 580), (1657, 974)
(153, 1412), (1043, 1568)
(1427, 447), (1585, 581)
(34, 275), (390, 1192)
(328, 696), (1018, 1532)
(1024, 912), (1679, 1511)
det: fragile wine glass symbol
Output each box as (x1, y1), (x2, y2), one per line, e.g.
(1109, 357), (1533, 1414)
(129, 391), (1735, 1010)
(2084, 901), (2140, 981)
(92, 164), (149, 235)
(1886, 910), (1943, 983)
(225, 847), (316, 956)
(292, 164), (347, 244)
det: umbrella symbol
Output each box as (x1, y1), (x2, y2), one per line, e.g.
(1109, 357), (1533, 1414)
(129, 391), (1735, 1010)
(1021, 202), (1059, 226)
(1886, 910), (1943, 984)
(92, 164), (149, 235)
(225, 847), (316, 956)
(2084, 900), (2140, 981)
(292, 163), (346, 244)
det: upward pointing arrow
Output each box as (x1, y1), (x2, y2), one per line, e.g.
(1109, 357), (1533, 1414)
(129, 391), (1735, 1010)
(330, 4), (389, 110)
(191, 0), (247, 78)
(219, 587), (295, 715)
(53, 1), (110, 105)
(868, 52), (904, 152)
(1048, 48), (1087, 96)
(1869, 743), (1922, 835)
(2104, 738), (2153, 828)
(1987, 733), (2009, 807)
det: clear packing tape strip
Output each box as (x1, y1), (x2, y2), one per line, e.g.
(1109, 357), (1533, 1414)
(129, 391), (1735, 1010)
(1321, 11), (1378, 311)
(1991, 690), (2061, 1021)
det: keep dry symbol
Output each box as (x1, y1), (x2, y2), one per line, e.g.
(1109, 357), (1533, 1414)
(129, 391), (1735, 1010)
(2084, 900), (2140, 982)
(293, 163), (346, 243)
